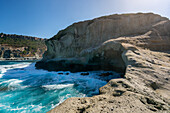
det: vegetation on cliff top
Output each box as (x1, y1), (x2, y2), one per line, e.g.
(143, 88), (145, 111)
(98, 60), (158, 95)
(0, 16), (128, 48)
(0, 33), (46, 58)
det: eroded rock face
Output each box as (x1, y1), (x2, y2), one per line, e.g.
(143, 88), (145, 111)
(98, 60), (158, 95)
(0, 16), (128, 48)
(36, 41), (126, 72)
(36, 13), (170, 73)
(35, 13), (170, 113)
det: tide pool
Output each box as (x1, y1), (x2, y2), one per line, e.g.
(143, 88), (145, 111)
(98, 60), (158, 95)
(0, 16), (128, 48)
(0, 61), (121, 113)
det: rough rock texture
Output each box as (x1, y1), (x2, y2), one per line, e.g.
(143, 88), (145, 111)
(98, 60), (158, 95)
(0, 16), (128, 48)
(36, 13), (170, 72)
(36, 13), (170, 113)
(48, 47), (170, 113)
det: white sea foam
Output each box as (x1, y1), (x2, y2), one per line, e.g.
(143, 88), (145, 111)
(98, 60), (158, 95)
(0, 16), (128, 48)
(0, 79), (28, 91)
(42, 84), (74, 90)
(0, 103), (11, 109)
(8, 105), (43, 112)
(8, 79), (23, 90)
(0, 62), (31, 78)
(0, 79), (22, 84)
(10, 107), (27, 111)
(0, 68), (6, 78)
(29, 104), (45, 112)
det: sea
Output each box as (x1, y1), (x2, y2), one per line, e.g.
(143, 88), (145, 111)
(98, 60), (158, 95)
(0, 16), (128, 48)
(0, 61), (121, 113)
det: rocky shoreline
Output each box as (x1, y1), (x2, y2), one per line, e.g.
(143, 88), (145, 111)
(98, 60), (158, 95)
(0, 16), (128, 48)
(0, 57), (41, 61)
(36, 13), (170, 113)
(47, 49), (170, 113)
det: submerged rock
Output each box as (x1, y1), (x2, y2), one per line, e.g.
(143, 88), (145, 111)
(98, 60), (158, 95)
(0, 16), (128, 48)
(80, 72), (89, 76)
(66, 73), (69, 75)
(0, 86), (8, 91)
(99, 72), (113, 76)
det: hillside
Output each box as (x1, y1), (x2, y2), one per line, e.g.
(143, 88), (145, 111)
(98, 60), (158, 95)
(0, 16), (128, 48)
(0, 33), (46, 60)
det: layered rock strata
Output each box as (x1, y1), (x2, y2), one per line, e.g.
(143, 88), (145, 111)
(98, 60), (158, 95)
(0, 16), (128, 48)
(36, 13), (170, 113)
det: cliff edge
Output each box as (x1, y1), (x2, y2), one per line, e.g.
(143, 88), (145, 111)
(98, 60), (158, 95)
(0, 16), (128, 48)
(36, 13), (170, 113)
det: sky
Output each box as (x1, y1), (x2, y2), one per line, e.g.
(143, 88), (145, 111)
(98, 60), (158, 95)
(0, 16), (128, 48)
(0, 0), (169, 38)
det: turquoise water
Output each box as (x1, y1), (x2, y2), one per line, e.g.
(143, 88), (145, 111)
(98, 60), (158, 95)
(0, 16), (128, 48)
(0, 61), (121, 113)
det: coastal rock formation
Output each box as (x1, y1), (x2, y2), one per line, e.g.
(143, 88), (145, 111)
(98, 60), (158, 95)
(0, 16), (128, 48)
(0, 33), (46, 60)
(36, 13), (170, 72)
(48, 49), (170, 113)
(36, 13), (170, 113)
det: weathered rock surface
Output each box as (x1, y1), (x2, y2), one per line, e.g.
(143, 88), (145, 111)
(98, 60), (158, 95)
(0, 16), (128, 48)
(36, 13), (170, 72)
(36, 13), (170, 113)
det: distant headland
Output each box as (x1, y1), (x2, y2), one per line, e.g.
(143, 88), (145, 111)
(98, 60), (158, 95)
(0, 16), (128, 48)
(0, 33), (46, 61)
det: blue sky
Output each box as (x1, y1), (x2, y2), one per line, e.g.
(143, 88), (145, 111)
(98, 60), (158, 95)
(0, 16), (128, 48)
(0, 0), (169, 38)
